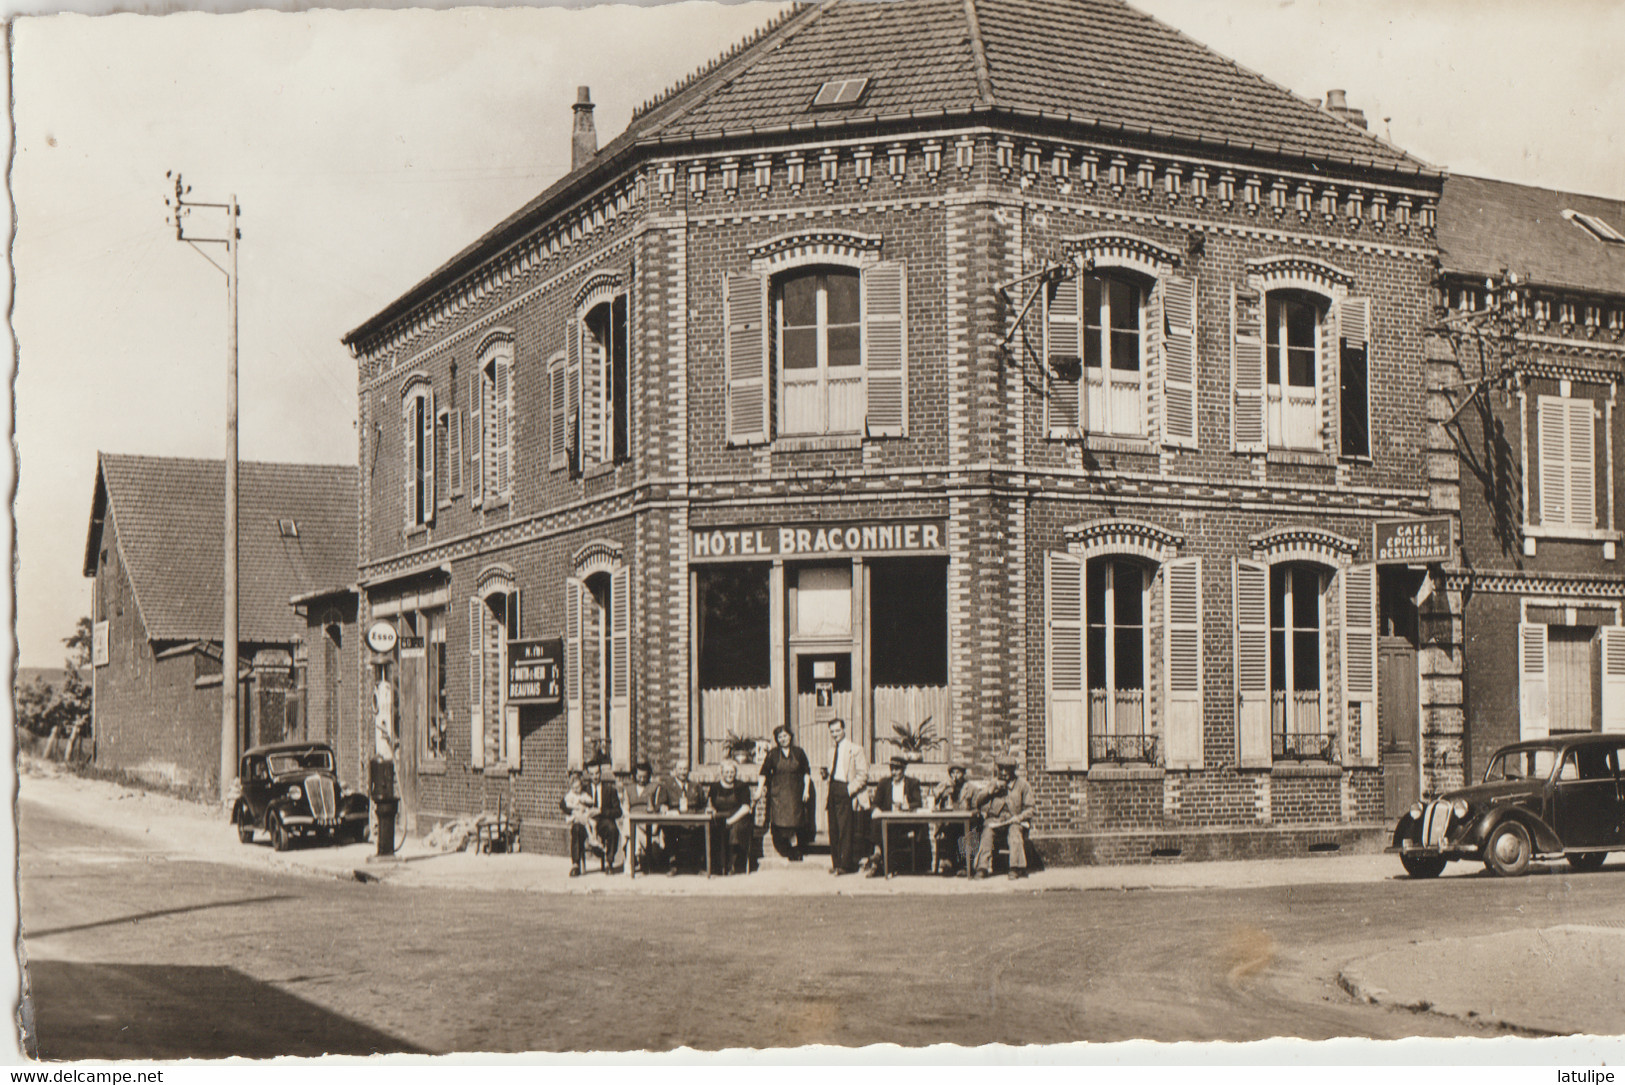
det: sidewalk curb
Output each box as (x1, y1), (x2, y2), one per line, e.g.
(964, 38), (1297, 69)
(1336, 961), (1561, 1038)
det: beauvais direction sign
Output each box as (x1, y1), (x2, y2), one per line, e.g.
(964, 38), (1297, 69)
(1373, 517), (1454, 565)
(691, 520), (947, 559)
(507, 638), (563, 706)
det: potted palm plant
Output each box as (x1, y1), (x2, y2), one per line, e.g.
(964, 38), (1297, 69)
(890, 717), (943, 763)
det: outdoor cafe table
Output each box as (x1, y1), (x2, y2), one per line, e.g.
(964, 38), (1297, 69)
(871, 808), (979, 877)
(627, 809), (722, 879)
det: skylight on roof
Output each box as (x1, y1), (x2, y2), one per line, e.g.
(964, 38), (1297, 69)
(1563, 209), (1625, 244)
(278, 518), (299, 538)
(810, 77), (870, 110)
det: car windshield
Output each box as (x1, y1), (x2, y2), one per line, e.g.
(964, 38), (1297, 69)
(1484, 747), (1557, 784)
(267, 749), (334, 774)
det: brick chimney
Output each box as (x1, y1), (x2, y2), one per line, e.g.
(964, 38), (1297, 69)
(1325, 88), (1368, 130)
(572, 86), (597, 171)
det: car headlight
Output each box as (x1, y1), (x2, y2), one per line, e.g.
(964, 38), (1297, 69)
(288, 785), (303, 802)
(1409, 802), (1424, 820)
(1452, 799), (1469, 819)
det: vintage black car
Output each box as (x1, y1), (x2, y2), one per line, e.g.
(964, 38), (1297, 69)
(232, 742), (370, 851)
(1390, 733), (1625, 877)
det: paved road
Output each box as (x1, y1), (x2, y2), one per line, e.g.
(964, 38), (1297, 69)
(20, 795), (1621, 1059)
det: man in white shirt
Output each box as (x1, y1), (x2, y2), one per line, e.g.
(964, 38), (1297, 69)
(821, 718), (868, 874)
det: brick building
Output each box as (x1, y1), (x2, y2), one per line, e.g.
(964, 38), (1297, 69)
(342, 0), (1449, 860)
(1429, 176), (1625, 789)
(82, 453), (359, 793)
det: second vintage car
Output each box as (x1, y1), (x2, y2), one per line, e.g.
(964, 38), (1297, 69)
(232, 741), (371, 851)
(1390, 733), (1624, 877)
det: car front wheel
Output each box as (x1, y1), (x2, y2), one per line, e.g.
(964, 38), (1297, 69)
(1484, 821), (1533, 877)
(269, 814), (292, 853)
(1566, 851), (1606, 873)
(1401, 853), (1447, 879)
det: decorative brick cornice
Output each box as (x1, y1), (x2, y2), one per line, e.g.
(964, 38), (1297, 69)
(1064, 517), (1184, 562)
(1249, 525), (1360, 565)
(1445, 570), (1625, 598)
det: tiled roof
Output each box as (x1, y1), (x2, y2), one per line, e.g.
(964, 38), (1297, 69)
(346, 0), (1432, 347)
(1438, 174), (1625, 297)
(84, 454), (358, 645)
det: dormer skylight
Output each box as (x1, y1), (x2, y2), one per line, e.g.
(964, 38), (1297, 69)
(278, 518), (299, 538)
(1563, 209), (1625, 244)
(810, 77), (870, 110)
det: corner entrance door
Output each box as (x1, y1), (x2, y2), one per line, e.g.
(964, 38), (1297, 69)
(793, 650), (851, 840)
(1380, 638), (1420, 819)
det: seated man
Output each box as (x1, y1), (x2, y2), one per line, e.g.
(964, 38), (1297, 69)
(931, 761), (974, 876)
(708, 759), (757, 875)
(867, 755), (925, 877)
(973, 757), (1033, 880)
(650, 762), (708, 875)
(559, 759), (622, 875)
(620, 760), (660, 872)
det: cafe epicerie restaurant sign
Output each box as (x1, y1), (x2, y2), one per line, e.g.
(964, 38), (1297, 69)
(1373, 517), (1454, 565)
(691, 520), (947, 560)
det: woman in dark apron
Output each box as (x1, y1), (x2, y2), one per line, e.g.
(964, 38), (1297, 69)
(759, 724), (813, 860)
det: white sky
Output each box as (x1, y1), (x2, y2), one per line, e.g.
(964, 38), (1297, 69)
(9, 0), (1624, 668)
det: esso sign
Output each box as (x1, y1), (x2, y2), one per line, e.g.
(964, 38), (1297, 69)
(366, 621), (399, 654)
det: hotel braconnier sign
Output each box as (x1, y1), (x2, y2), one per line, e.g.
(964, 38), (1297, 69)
(1373, 517), (1454, 565)
(690, 519), (947, 560)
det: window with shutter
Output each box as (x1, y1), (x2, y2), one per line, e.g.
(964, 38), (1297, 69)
(548, 355), (566, 471)
(506, 589), (522, 771)
(725, 272), (769, 445)
(863, 261), (907, 437)
(1086, 557), (1149, 763)
(1231, 287), (1266, 452)
(492, 357), (510, 499)
(1600, 625), (1625, 733)
(434, 409), (448, 509)
(777, 267), (863, 436)
(1341, 563), (1378, 766)
(1163, 556), (1203, 769)
(469, 370), (484, 507)
(1081, 270), (1148, 437)
(1045, 551), (1088, 770)
(1265, 291), (1324, 451)
(1234, 559), (1271, 767)
(401, 384), (434, 529)
(610, 566), (630, 772)
(448, 401), (464, 497)
(1339, 297), (1372, 458)
(1537, 395), (1598, 529)
(1519, 620), (1549, 740)
(1270, 563), (1328, 759)
(1160, 275), (1198, 449)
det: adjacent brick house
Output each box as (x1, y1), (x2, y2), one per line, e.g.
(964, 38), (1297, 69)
(82, 454), (359, 793)
(342, 0), (1449, 860)
(1429, 176), (1625, 789)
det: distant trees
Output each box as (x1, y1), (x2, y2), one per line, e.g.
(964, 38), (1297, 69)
(16, 617), (92, 740)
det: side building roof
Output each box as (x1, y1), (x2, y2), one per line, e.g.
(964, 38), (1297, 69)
(1438, 174), (1625, 297)
(83, 453), (358, 645)
(345, 0), (1435, 352)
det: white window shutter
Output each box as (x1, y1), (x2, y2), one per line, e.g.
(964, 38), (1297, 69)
(1519, 621), (1549, 740)
(862, 260), (907, 437)
(448, 401), (463, 496)
(1600, 626), (1625, 733)
(1235, 559), (1271, 767)
(1160, 274), (1198, 449)
(1046, 275), (1082, 437)
(1163, 556), (1203, 769)
(610, 566), (631, 772)
(423, 388), (437, 517)
(1538, 397), (1567, 526)
(725, 272), (769, 446)
(1320, 298), (1340, 454)
(584, 318), (605, 465)
(549, 356), (566, 471)
(469, 371), (484, 508)
(1341, 563), (1378, 766)
(565, 335), (582, 476)
(566, 577), (584, 770)
(1231, 287), (1266, 453)
(402, 394), (418, 530)
(492, 358), (510, 498)
(469, 597), (485, 769)
(506, 589), (522, 771)
(1045, 551), (1088, 770)
(1569, 397), (1596, 528)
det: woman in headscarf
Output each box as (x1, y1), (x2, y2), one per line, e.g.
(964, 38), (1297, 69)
(758, 724), (813, 861)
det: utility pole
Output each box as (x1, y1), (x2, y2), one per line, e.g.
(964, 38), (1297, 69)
(166, 172), (241, 805)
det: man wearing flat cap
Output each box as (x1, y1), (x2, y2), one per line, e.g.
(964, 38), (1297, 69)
(973, 756), (1033, 879)
(867, 755), (925, 876)
(932, 761), (974, 876)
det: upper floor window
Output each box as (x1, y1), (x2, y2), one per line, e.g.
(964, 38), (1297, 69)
(402, 381), (436, 530)
(470, 335), (514, 507)
(554, 288), (629, 474)
(779, 267), (862, 436)
(1046, 260), (1196, 447)
(1232, 277), (1370, 458)
(1536, 394), (1598, 531)
(724, 257), (907, 445)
